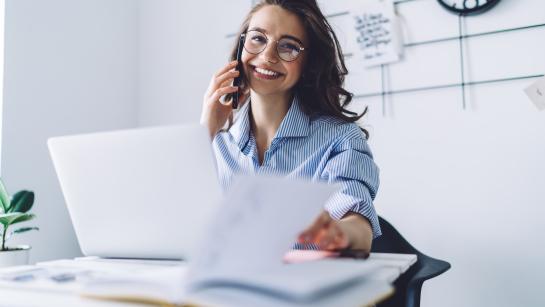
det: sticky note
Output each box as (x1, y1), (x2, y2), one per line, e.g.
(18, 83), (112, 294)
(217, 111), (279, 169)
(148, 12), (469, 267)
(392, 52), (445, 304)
(524, 76), (545, 111)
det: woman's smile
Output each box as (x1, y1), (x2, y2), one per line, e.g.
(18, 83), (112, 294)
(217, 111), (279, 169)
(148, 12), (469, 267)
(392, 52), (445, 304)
(249, 64), (284, 80)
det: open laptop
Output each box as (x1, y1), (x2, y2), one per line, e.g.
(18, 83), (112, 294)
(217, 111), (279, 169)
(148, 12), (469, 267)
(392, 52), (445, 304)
(47, 124), (221, 261)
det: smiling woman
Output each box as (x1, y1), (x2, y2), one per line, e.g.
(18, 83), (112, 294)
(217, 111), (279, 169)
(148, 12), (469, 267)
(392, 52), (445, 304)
(199, 0), (379, 253)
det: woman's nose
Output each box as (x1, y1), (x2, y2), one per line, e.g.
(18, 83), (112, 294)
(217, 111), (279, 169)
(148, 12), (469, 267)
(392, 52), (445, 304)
(260, 41), (279, 64)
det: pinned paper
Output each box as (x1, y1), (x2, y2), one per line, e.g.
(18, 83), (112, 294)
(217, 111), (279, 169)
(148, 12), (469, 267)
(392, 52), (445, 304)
(351, 0), (403, 68)
(524, 76), (545, 111)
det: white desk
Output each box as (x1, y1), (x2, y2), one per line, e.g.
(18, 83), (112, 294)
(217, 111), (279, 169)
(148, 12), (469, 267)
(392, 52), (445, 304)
(0, 253), (416, 307)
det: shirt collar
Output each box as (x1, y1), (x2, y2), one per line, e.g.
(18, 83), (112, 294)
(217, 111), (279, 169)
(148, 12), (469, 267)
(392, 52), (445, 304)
(229, 95), (310, 150)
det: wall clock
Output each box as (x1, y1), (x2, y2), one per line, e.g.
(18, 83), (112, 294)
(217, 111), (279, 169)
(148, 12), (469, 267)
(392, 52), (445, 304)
(437, 0), (501, 15)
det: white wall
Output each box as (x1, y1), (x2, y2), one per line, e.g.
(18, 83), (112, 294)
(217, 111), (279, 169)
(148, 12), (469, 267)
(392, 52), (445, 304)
(2, 0), (138, 262)
(0, 0), (5, 167)
(137, 0), (251, 126)
(136, 0), (545, 306)
(328, 0), (545, 306)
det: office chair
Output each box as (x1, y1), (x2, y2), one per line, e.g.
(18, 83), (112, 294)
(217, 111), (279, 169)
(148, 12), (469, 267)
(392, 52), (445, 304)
(371, 216), (451, 307)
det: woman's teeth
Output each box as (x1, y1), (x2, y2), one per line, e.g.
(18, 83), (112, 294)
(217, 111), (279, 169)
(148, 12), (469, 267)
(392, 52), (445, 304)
(255, 67), (280, 77)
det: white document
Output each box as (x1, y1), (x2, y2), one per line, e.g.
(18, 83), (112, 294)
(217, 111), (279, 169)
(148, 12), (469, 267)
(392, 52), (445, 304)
(524, 76), (545, 110)
(188, 175), (339, 280)
(350, 0), (404, 68)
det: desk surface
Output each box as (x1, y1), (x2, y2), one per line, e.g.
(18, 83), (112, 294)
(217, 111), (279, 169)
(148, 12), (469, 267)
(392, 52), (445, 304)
(0, 253), (416, 307)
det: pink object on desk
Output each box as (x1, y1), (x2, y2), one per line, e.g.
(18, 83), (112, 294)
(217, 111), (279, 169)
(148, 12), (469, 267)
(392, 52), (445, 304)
(283, 250), (338, 264)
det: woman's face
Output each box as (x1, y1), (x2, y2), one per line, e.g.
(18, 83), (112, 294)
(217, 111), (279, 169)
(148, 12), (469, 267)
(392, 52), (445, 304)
(242, 5), (308, 98)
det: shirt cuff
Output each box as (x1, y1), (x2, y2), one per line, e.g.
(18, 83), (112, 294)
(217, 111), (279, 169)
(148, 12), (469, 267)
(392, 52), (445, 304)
(326, 197), (382, 239)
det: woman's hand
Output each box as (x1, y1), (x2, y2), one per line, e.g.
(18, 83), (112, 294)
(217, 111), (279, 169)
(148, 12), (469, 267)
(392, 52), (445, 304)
(298, 211), (373, 252)
(298, 211), (350, 250)
(200, 60), (246, 139)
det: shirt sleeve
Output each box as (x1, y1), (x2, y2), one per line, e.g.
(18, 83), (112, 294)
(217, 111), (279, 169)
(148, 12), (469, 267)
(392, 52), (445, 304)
(320, 131), (381, 238)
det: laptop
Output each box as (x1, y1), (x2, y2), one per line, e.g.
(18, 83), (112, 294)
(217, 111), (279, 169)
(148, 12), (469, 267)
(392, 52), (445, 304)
(47, 124), (221, 261)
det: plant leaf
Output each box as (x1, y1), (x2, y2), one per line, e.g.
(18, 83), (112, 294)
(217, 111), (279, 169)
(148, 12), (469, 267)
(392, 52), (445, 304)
(10, 191), (34, 213)
(0, 179), (10, 214)
(0, 212), (24, 227)
(10, 227), (39, 236)
(12, 226), (39, 234)
(0, 213), (34, 227)
(11, 213), (36, 225)
(6, 227), (39, 241)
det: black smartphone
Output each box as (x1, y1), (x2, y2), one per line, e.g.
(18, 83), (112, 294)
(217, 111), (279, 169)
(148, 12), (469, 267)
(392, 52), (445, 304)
(232, 34), (245, 109)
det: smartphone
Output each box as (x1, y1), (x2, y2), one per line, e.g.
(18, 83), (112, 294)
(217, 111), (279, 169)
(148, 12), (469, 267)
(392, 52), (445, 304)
(232, 34), (245, 109)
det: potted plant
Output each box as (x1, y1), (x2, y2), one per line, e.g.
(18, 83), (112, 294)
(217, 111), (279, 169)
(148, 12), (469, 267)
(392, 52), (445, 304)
(0, 179), (38, 267)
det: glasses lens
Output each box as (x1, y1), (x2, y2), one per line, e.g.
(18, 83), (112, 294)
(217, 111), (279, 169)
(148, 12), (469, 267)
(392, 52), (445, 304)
(277, 38), (302, 61)
(244, 30), (267, 54)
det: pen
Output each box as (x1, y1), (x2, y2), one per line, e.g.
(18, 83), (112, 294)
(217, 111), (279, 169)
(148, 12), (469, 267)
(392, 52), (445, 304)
(337, 249), (370, 260)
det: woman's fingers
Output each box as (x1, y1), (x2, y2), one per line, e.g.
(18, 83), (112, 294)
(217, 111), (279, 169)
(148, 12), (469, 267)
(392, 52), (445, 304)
(298, 211), (331, 244)
(326, 224), (349, 250)
(213, 69), (240, 90)
(205, 61), (239, 95)
(214, 60), (238, 79)
(200, 61), (241, 139)
(210, 86), (239, 105)
(298, 211), (351, 250)
(317, 223), (338, 249)
(318, 224), (349, 250)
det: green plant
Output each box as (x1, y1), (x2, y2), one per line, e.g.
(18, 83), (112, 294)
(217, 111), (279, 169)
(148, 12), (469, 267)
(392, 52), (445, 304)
(0, 179), (38, 251)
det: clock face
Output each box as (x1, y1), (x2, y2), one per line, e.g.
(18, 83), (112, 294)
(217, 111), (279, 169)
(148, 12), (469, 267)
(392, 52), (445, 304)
(437, 0), (501, 15)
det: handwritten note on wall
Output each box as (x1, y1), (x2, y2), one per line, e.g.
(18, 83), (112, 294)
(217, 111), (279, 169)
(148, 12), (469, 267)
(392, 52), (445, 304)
(351, 0), (403, 68)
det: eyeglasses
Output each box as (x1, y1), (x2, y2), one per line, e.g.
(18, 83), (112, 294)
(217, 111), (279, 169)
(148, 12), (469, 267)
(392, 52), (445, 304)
(241, 30), (306, 62)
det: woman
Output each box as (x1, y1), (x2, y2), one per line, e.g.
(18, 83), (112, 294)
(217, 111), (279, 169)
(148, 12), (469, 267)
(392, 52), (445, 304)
(200, 0), (380, 253)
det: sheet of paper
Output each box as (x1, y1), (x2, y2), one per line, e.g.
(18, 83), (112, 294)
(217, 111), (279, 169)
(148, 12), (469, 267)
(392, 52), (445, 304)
(524, 76), (545, 110)
(350, 0), (404, 68)
(188, 175), (338, 282)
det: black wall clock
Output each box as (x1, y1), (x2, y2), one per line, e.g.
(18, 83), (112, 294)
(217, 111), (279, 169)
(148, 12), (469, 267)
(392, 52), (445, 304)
(437, 0), (501, 15)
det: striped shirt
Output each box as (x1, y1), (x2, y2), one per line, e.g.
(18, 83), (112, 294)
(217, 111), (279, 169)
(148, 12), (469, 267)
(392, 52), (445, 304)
(212, 96), (381, 248)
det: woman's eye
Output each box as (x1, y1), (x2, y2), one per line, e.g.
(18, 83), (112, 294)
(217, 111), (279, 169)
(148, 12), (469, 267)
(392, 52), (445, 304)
(279, 42), (298, 51)
(252, 36), (267, 43)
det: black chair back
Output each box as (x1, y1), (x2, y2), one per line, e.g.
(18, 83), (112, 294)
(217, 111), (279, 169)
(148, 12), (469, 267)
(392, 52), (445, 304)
(372, 216), (451, 307)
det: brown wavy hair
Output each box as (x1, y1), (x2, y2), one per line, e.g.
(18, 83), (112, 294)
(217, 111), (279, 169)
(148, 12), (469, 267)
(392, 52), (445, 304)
(228, 0), (369, 138)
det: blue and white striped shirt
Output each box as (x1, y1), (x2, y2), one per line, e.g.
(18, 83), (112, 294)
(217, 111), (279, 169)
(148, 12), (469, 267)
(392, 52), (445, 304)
(212, 96), (381, 246)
